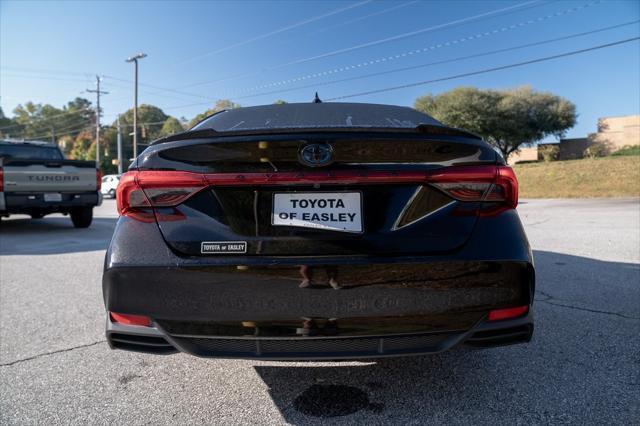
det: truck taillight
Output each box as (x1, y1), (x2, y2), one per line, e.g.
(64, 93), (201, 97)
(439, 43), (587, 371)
(96, 169), (102, 191)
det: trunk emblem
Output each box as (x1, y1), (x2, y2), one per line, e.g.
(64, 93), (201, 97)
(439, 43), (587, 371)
(299, 143), (333, 167)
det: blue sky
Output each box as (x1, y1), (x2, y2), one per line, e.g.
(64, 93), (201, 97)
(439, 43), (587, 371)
(1, 0), (639, 140)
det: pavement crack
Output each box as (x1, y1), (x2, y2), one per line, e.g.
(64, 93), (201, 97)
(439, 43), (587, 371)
(0, 340), (106, 367)
(538, 299), (639, 320)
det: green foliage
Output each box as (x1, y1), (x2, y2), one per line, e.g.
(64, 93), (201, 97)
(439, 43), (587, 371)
(118, 104), (169, 142)
(68, 130), (94, 160)
(584, 141), (613, 159)
(10, 98), (95, 141)
(273, 100), (287, 105)
(159, 117), (185, 137)
(188, 99), (241, 129)
(414, 86), (577, 160)
(611, 144), (640, 156)
(0, 107), (16, 136)
(538, 144), (560, 162)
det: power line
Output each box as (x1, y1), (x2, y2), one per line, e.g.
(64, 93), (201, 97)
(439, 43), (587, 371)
(179, 0), (549, 89)
(228, 20), (640, 101)
(18, 120), (169, 141)
(325, 37), (640, 101)
(270, 0), (547, 69)
(1, 73), (91, 83)
(23, 125), (94, 141)
(305, 0), (420, 36)
(0, 106), (94, 130)
(173, 0), (373, 66)
(222, 0), (601, 97)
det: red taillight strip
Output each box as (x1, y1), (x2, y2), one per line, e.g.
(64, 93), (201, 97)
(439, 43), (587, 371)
(116, 165), (518, 215)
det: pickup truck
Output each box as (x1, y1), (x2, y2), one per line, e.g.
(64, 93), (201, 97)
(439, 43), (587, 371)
(0, 140), (102, 227)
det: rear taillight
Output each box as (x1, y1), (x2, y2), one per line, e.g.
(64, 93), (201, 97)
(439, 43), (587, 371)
(116, 165), (518, 216)
(116, 171), (206, 215)
(96, 169), (102, 191)
(430, 165), (518, 208)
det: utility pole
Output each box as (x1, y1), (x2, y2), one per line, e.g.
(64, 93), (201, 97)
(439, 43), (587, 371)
(116, 116), (123, 175)
(86, 76), (109, 168)
(126, 53), (147, 159)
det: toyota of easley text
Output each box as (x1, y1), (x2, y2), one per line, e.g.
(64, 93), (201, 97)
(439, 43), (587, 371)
(0, 139), (102, 227)
(102, 102), (534, 360)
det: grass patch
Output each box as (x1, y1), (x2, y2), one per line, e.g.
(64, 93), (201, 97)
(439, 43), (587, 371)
(611, 145), (640, 156)
(514, 156), (640, 198)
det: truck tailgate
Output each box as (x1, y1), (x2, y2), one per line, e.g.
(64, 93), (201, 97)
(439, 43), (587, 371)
(2, 160), (97, 193)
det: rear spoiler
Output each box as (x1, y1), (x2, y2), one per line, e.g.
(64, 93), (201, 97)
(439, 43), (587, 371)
(152, 123), (481, 145)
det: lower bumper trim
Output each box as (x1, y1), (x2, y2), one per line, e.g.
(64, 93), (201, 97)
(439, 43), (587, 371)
(106, 311), (533, 360)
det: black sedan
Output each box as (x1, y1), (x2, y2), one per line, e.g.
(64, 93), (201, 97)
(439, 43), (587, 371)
(102, 101), (534, 360)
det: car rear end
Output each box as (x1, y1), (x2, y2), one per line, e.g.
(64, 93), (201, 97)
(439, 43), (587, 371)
(102, 103), (534, 359)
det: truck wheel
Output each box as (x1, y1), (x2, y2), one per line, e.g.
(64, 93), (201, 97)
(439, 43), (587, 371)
(108, 189), (116, 198)
(30, 212), (44, 219)
(71, 207), (93, 228)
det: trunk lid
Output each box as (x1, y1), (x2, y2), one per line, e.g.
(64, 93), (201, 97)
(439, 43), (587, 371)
(128, 132), (502, 257)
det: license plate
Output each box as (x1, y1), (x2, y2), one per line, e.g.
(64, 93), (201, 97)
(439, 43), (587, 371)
(272, 192), (362, 233)
(44, 193), (62, 202)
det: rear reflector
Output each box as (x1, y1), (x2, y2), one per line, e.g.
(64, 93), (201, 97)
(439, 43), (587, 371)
(488, 305), (529, 322)
(109, 312), (152, 327)
(116, 165), (518, 215)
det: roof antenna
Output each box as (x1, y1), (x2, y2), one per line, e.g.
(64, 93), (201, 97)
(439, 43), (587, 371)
(312, 92), (322, 103)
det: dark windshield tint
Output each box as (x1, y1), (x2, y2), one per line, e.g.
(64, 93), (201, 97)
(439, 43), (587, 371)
(0, 144), (64, 160)
(192, 102), (442, 132)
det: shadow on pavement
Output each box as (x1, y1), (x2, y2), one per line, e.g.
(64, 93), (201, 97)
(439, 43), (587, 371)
(253, 250), (639, 423)
(0, 216), (117, 255)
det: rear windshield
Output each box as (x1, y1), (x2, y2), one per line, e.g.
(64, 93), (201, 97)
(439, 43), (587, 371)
(192, 103), (442, 132)
(0, 144), (64, 160)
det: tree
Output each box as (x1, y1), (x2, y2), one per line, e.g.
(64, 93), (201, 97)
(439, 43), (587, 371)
(273, 100), (287, 105)
(188, 99), (241, 129)
(414, 86), (577, 160)
(159, 117), (185, 137)
(11, 98), (95, 141)
(0, 107), (17, 137)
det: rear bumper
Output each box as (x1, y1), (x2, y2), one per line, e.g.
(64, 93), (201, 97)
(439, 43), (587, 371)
(103, 209), (535, 359)
(0, 191), (100, 214)
(106, 311), (533, 360)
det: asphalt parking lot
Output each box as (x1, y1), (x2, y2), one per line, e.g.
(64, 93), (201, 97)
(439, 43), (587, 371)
(1, 198), (638, 424)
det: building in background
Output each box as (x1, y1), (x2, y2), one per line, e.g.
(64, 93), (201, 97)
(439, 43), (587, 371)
(588, 115), (640, 151)
(508, 114), (640, 164)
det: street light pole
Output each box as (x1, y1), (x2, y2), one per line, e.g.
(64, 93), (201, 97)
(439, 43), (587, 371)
(126, 53), (147, 160)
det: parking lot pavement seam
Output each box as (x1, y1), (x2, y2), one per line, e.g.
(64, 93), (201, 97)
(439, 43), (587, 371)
(0, 340), (107, 367)
(537, 299), (640, 320)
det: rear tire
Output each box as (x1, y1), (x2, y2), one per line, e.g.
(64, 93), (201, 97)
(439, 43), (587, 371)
(30, 212), (44, 219)
(108, 189), (115, 198)
(71, 207), (93, 228)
